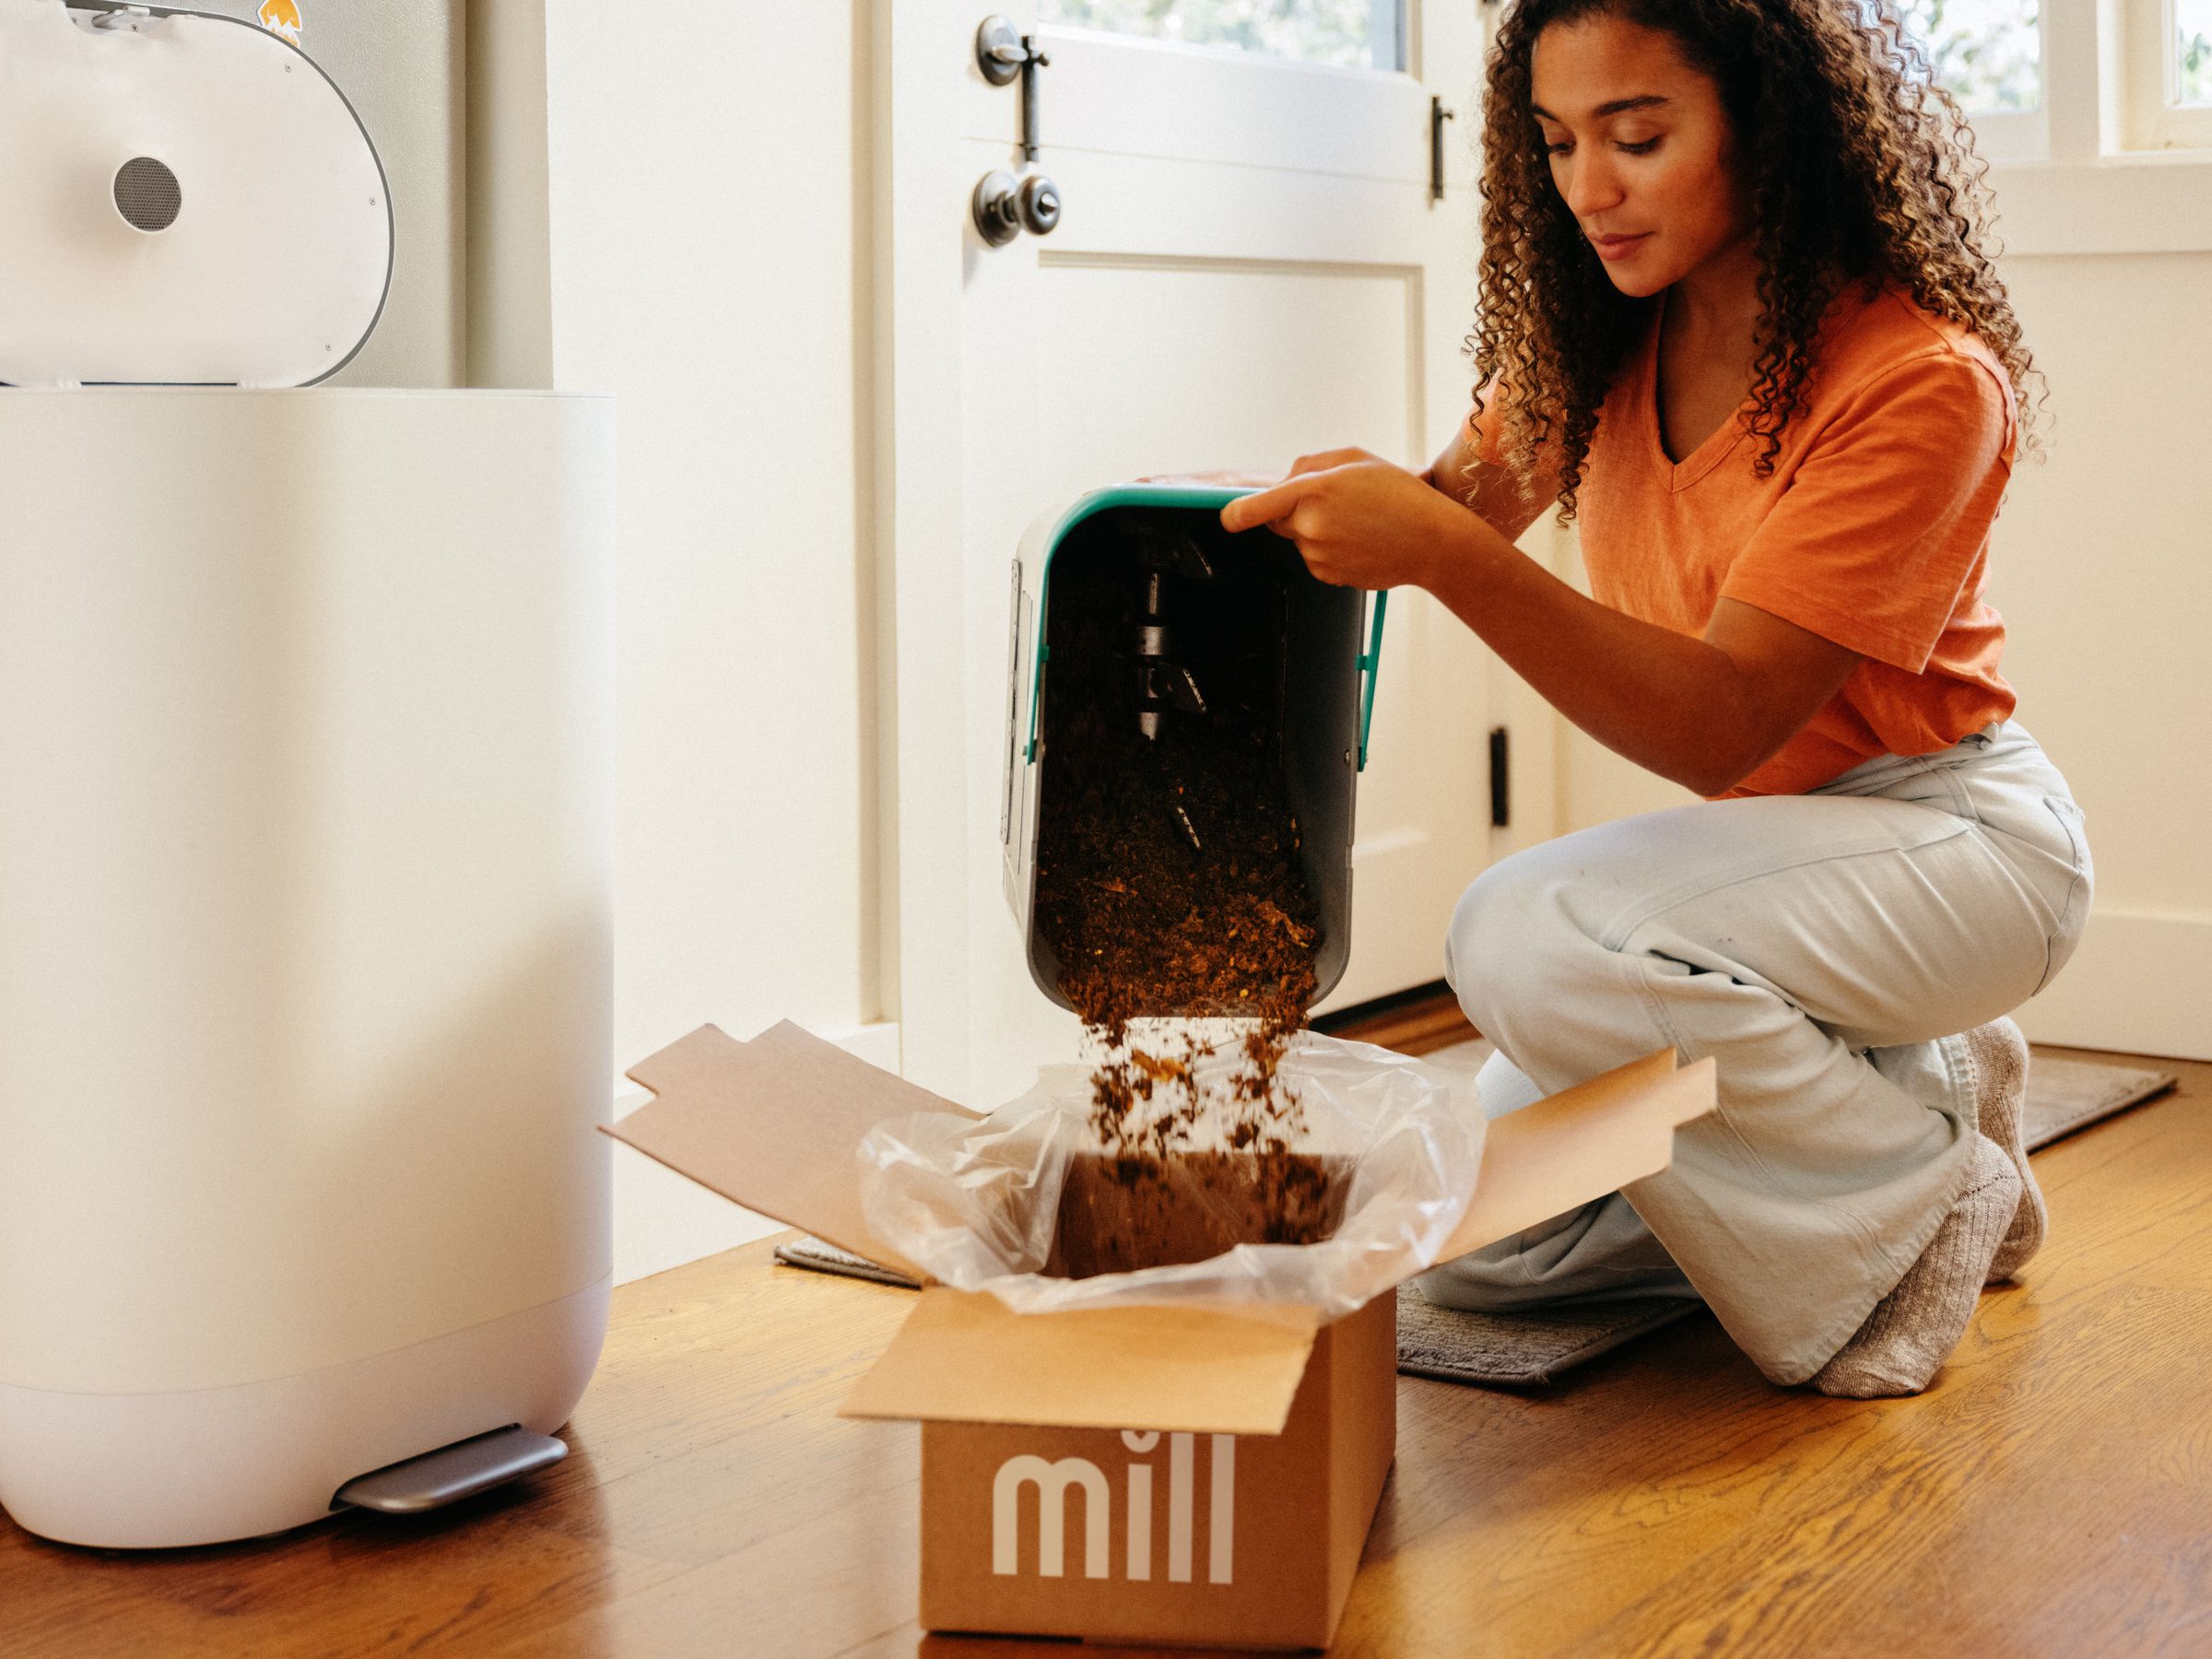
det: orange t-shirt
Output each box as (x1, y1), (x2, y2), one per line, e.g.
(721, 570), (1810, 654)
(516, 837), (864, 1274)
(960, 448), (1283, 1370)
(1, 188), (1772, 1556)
(1474, 284), (2018, 796)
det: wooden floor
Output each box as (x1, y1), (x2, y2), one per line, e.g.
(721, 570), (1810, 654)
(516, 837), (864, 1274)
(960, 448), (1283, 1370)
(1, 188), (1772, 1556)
(6, 1017), (2208, 1657)
(1317, 978), (1479, 1055)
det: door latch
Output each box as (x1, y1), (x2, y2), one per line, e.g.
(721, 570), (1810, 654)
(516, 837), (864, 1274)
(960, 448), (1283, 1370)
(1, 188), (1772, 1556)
(972, 15), (1062, 245)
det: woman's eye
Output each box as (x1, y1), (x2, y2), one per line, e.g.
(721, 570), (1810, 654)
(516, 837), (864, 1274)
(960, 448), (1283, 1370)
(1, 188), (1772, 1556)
(1543, 140), (1573, 156)
(1617, 137), (1660, 155)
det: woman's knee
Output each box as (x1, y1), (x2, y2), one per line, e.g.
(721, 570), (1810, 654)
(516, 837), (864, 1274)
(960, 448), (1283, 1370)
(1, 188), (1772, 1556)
(1445, 849), (1586, 1034)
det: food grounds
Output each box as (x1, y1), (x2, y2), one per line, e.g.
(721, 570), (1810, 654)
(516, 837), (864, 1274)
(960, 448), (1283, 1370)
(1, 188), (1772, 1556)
(1032, 514), (1340, 1264)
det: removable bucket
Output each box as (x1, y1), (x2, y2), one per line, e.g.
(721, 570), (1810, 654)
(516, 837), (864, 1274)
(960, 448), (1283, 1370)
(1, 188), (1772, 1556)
(1000, 486), (1385, 1016)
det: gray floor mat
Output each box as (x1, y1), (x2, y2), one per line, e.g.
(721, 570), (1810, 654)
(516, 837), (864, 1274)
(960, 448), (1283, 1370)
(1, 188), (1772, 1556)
(2019, 1054), (2177, 1150)
(1396, 1288), (1702, 1388)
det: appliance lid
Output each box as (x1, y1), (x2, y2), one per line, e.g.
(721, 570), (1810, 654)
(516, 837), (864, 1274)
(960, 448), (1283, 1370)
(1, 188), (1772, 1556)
(0, 0), (392, 388)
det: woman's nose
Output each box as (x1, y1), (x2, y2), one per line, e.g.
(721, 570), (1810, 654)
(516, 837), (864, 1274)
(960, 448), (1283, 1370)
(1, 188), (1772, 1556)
(1560, 152), (1625, 219)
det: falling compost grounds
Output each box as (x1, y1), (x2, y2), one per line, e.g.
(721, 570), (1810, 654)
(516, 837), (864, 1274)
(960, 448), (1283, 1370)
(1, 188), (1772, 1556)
(1031, 512), (1342, 1266)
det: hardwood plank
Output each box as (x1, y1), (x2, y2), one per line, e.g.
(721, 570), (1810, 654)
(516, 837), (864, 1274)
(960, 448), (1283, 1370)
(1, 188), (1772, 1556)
(5, 1029), (2205, 1659)
(1322, 981), (1480, 1056)
(0, 1475), (686, 1659)
(1319, 1044), (2212, 1659)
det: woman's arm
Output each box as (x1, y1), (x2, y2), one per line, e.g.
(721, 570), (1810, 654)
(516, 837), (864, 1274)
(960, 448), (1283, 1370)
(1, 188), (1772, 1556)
(1222, 453), (1859, 797)
(1415, 414), (1560, 546)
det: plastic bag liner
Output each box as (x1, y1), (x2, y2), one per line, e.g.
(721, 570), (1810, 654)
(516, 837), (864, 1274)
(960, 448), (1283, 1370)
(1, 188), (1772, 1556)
(856, 1031), (1486, 1324)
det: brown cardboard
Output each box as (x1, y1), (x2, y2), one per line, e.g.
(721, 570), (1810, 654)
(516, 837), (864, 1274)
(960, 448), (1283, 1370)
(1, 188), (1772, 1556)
(1441, 1049), (1716, 1262)
(844, 1289), (1323, 1436)
(1323, 1290), (1398, 1630)
(618, 1020), (977, 1281)
(916, 1297), (1396, 1650)
(607, 1025), (1714, 1652)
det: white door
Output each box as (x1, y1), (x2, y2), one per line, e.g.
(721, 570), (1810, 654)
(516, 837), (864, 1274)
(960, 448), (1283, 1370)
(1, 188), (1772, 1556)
(881, 2), (1502, 1105)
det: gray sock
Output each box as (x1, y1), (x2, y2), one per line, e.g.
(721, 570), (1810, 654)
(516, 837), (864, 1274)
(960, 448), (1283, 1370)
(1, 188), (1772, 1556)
(1965, 1017), (2042, 1281)
(1812, 1133), (2018, 1399)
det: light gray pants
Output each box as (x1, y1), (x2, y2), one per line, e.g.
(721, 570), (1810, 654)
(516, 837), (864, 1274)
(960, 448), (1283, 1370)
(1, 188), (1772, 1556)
(1418, 722), (2092, 1384)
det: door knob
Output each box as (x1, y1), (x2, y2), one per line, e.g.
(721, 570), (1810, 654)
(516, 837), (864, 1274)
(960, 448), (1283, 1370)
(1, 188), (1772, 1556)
(972, 15), (1060, 245)
(972, 169), (1061, 245)
(1015, 171), (1061, 233)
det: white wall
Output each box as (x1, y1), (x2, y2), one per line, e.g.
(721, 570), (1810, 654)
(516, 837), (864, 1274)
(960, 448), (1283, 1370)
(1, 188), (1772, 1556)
(1543, 526), (1699, 833)
(537, 2), (888, 1278)
(1994, 252), (2212, 1059)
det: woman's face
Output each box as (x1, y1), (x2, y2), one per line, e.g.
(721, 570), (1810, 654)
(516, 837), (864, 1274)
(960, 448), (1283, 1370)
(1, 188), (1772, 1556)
(1529, 14), (1749, 299)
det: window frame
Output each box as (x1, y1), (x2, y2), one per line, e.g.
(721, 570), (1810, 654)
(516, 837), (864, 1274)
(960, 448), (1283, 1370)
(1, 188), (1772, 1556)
(1034, 0), (1413, 75)
(1900, 0), (2050, 161)
(2123, 0), (2212, 147)
(1962, 104), (2050, 161)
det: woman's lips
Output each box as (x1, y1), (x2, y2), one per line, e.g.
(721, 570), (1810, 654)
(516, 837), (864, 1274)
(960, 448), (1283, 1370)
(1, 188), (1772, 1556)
(1590, 231), (1653, 262)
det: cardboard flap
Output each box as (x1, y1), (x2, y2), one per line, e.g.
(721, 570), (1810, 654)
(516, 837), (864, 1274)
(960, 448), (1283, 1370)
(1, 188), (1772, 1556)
(842, 1289), (1323, 1437)
(606, 1021), (982, 1282)
(1439, 1051), (1716, 1263)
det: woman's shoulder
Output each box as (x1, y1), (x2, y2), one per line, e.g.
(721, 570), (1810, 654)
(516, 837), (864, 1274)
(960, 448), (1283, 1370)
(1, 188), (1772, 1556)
(1812, 281), (2012, 414)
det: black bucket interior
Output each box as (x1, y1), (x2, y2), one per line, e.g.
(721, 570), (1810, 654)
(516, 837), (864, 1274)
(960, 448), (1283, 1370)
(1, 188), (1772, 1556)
(1027, 505), (1362, 1018)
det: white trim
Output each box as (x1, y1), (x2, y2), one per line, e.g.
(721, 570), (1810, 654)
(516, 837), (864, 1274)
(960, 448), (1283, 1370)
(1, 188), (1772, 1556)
(2121, 0), (2212, 149)
(1981, 0), (2212, 253)
(1968, 0), (2212, 254)
(1964, 106), (2049, 164)
(828, 1018), (905, 1072)
(2015, 910), (2212, 1063)
(1938, 0), (2053, 162)
(877, 0), (976, 1102)
(1991, 153), (2212, 253)
(2159, 103), (2212, 151)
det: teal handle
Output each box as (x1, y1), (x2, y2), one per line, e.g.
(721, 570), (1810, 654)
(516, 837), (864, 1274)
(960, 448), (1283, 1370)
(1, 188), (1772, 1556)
(1358, 589), (1387, 771)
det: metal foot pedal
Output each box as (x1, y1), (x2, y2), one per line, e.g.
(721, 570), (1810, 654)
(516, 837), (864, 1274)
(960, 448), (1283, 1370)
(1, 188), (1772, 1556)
(332, 1425), (566, 1515)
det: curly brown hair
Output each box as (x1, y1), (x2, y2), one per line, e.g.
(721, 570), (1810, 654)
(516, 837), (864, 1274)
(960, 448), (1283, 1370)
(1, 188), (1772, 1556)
(1470, 0), (2041, 519)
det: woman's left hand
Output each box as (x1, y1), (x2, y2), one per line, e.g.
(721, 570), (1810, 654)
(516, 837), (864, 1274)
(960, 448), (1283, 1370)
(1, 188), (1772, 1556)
(1218, 448), (1472, 590)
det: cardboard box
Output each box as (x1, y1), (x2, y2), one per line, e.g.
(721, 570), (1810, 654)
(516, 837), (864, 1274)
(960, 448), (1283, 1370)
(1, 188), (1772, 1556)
(610, 1021), (1713, 1651)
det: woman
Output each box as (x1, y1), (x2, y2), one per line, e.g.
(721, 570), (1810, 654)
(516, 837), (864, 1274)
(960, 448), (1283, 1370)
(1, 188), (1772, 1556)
(1219, 0), (2090, 1396)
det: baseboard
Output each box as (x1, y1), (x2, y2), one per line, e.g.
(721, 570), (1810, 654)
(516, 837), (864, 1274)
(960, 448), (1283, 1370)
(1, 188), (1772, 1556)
(2016, 908), (2212, 1063)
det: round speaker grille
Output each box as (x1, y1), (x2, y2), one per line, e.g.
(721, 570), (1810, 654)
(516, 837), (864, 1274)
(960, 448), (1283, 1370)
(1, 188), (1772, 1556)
(113, 157), (182, 232)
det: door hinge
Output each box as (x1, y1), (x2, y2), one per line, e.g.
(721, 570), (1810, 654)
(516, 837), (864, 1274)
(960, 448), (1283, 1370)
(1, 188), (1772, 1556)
(1488, 726), (1510, 827)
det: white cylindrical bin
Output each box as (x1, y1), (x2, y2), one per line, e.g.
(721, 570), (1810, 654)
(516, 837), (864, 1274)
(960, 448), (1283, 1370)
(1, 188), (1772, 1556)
(0, 388), (616, 1547)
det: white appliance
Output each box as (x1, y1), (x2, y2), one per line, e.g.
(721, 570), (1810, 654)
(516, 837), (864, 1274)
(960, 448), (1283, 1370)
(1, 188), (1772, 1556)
(0, 0), (392, 387)
(0, 2), (615, 1547)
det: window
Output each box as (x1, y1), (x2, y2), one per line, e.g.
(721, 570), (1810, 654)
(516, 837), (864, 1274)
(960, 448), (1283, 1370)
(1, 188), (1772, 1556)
(2174, 0), (2212, 104)
(1040, 0), (1406, 73)
(1899, 0), (2042, 111)
(2124, 0), (2212, 147)
(1896, 0), (2045, 157)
